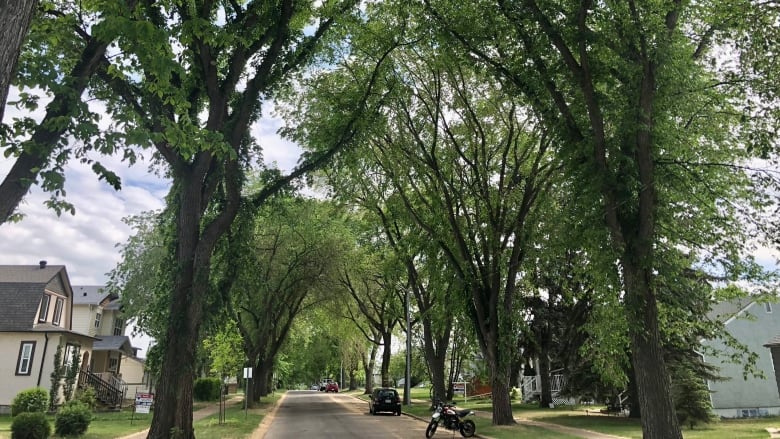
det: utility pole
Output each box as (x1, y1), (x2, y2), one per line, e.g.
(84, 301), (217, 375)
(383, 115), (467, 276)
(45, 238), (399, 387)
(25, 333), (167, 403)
(404, 287), (411, 405)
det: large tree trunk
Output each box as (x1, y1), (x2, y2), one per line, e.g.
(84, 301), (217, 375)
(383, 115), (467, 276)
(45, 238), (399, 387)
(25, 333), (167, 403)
(147, 184), (208, 439)
(147, 160), (240, 438)
(421, 317), (450, 406)
(538, 353), (553, 408)
(380, 331), (392, 387)
(363, 344), (378, 394)
(0, 0), (37, 124)
(624, 264), (681, 438)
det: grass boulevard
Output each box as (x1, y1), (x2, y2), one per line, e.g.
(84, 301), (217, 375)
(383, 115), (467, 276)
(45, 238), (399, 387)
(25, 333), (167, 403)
(1, 389), (778, 439)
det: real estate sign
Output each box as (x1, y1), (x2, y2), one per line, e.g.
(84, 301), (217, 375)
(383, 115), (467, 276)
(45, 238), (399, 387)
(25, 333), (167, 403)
(135, 392), (154, 414)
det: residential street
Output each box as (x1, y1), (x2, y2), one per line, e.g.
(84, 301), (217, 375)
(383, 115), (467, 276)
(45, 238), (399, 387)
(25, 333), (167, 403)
(251, 391), (428, 439)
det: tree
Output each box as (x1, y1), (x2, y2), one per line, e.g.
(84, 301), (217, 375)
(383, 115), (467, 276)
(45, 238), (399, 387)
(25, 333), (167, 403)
(423, 1), (772, 436)
(89, 1), (390, 436)
(328, 46), (557, 423)
(201, 318), (244, 382)
(220, 197), (349, 402)
(1, 0), (137, 224)
(337, 243), (403, 388)
(0, 0), (37, 124)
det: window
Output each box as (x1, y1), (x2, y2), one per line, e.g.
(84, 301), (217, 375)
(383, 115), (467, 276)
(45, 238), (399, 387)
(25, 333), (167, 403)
(16, 341), (36, 376)
(108, 357), (119, 372)
(63, 344), (81, 370)
(38, 295), (51, 322)
(52, 298), (64, 326)
(766, 303), (773, 313)
(94, 312), (102, 329)
(113, 318), (124, 336)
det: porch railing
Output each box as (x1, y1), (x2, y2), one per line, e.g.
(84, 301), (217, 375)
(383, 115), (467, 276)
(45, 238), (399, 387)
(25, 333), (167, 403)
(79, 370), (124, 408)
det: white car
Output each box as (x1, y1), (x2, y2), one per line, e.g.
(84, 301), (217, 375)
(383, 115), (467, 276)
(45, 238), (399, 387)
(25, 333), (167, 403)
(310, 384), (319, 390)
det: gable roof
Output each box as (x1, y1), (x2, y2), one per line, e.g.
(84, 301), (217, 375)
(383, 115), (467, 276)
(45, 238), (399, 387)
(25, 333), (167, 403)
(93, 335), (135, 356)
(0, 265), (69, 332)
(72, 285), (121, 310)
(708, 298), (757, 323)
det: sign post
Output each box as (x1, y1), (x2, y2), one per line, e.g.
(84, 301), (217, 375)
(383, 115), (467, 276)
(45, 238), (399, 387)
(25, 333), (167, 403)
(243, 367), (253, 418)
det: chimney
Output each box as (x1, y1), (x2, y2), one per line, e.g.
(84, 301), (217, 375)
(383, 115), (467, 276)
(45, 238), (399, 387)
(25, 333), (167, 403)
(39, 260), (47, 269)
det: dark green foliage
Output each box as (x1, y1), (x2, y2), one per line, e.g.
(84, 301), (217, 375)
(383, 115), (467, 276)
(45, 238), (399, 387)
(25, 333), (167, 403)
(54, 401), (92, 437)
(11, 388), (49, 416)
(10, 412), (51, 439)
(63, 347), (81, 402)
(193, 378), (222, 401)
(49, 344), (64, 409)
(671, 362), (718, 429)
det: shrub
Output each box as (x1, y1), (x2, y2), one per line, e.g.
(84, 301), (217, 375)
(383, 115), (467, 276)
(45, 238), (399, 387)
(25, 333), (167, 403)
(10, 412), (51, 439)
(193, 377), (222, 401)
(73, 388), (97, 410)
(54, 401), (92, 437)
(11, 388), (50, 416)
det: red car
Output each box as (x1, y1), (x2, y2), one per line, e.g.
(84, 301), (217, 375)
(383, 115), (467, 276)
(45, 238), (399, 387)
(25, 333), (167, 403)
(325, 382), (340, 392)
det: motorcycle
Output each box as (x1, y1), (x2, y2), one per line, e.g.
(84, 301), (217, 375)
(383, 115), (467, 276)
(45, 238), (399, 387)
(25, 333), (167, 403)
(425, 400), (476, 438)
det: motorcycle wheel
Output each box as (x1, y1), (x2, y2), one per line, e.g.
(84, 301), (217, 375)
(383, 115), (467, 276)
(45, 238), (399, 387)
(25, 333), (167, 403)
(425, 420), (438, 438)
(460, 420), (476, 438)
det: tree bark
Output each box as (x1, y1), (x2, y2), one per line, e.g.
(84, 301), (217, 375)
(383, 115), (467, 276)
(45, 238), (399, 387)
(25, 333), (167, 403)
(147, 178), (209, 439)
(0, 0), (37, 124)
(363, 343), (378, 394)
(380, 331), (393, 387)
(538, 353), (553, 408)
(421, 317), (450, 405)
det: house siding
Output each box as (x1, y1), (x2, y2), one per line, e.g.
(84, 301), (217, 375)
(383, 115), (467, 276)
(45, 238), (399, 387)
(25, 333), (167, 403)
(703, 301), (780, 418)
(120, 356), (150, 397)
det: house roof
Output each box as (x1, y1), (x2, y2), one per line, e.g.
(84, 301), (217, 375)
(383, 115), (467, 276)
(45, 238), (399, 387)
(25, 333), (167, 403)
(708, 297), (756, 323)
(72, 285), (121, 311)
(0, 265), (68, 332)
(93, 335), (135, 356)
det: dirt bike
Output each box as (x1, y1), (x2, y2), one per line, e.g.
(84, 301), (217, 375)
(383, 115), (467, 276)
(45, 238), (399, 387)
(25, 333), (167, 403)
(425, 400), (476, 438)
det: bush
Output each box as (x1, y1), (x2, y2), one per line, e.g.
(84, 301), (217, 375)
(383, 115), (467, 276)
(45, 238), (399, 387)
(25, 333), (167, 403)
(11, 388), (50, 416)
(193, 377), (222, 401)
(10, 412), (51, 439)
(54, 401), (92, 437)
(73, 388), (97, 410)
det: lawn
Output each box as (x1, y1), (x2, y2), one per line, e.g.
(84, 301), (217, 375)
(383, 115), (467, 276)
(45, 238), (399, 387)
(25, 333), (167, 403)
(0, 393), (278, 439)
(382, 387), (780, 439)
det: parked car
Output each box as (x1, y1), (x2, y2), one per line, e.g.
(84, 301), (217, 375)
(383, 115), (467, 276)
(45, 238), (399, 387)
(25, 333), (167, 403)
(320, 378), (334, 391)
(325, 382), (340, 392)
(369, 388), (401, 416)
(310, 384), (319, 390)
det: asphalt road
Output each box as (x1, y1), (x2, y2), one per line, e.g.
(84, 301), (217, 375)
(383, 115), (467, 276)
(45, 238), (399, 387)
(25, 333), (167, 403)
(260, 390), (431, 438)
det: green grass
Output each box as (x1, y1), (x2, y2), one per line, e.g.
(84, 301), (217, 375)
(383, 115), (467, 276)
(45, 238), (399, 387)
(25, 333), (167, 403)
(0, 393), (277, 439)
(0, 409), (152, 439)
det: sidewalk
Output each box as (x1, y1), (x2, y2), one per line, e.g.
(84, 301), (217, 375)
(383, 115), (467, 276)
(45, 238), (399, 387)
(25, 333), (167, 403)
(118, 396), (245, 439)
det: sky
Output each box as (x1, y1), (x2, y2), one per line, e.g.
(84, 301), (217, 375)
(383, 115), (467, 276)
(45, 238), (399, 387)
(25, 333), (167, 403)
(0, 89), (302, 357)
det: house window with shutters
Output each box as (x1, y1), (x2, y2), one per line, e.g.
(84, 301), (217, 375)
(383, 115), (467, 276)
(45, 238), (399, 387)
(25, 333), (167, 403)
(52, 298), (64, 326)
(16, 341), (36, 376)
(38, 295), (51, 322)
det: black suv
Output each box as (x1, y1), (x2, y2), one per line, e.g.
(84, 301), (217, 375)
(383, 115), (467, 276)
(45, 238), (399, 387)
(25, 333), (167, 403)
(369, 388), (401, 416)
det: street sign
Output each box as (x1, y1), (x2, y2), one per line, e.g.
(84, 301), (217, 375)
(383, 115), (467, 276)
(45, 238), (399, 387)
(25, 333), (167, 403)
(243, 367), (253, 379)
(135, 392), (154, 414)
